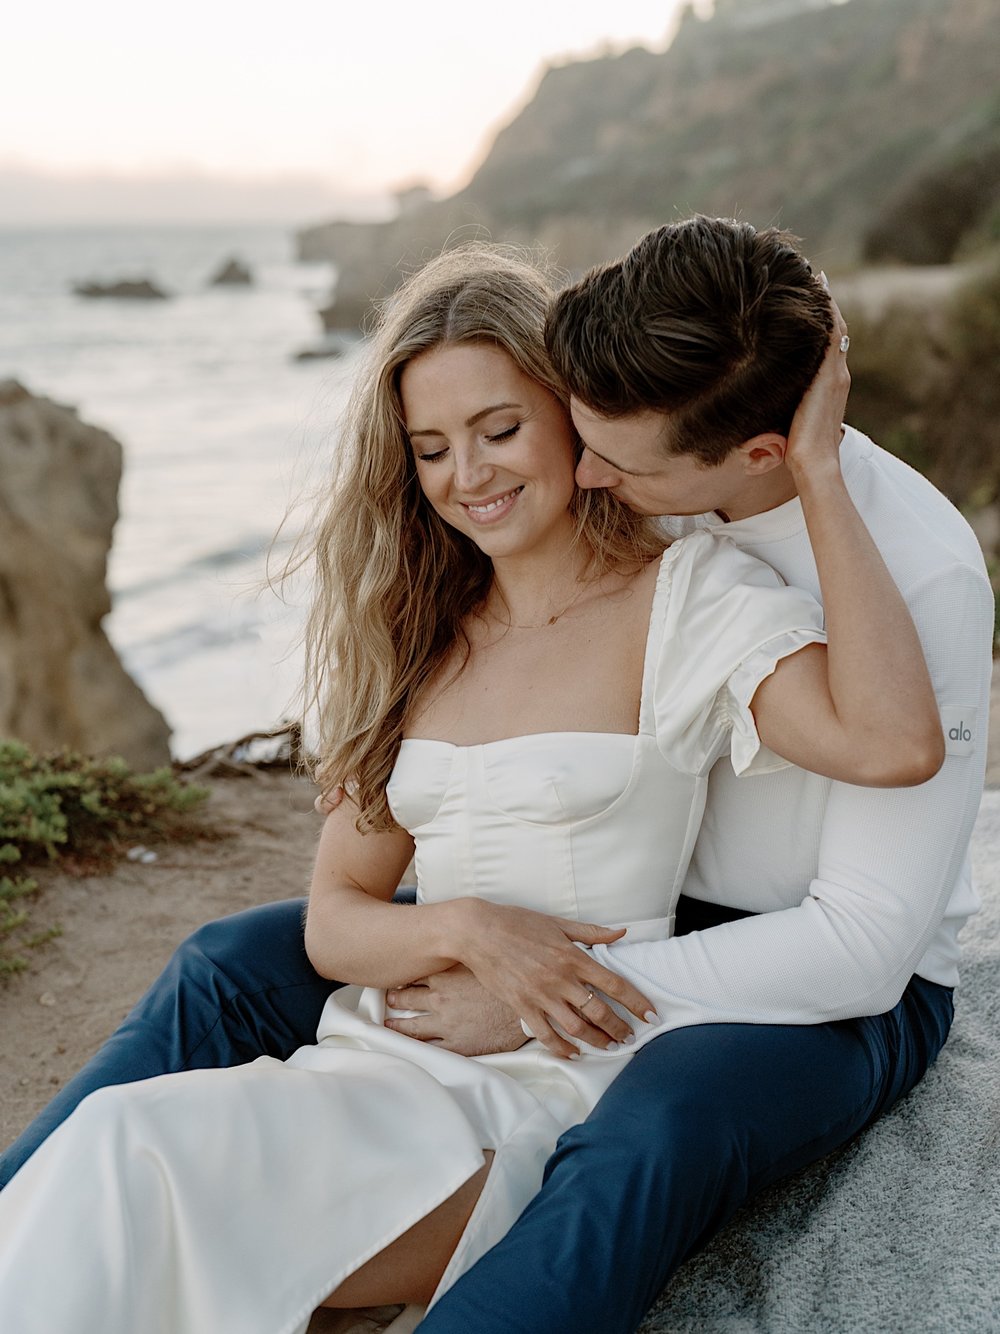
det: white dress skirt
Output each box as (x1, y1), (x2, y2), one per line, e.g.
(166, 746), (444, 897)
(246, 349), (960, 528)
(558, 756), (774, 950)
(0, 532), (825, 1334)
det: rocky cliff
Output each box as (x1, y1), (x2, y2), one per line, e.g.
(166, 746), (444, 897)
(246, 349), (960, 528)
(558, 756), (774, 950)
(0, 382), (171, 769)
(299, 0), (1000, 329)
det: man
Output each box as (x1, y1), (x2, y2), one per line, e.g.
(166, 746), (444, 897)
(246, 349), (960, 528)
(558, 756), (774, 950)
(1, 217), (991, 1334)
(413, 218), (991, 1330)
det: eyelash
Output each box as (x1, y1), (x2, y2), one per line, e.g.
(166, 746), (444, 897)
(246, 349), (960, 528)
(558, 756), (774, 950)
(416, 422), (520, 463)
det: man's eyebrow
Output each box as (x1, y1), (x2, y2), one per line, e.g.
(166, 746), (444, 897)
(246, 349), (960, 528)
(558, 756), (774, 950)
(408, 402), (522, 438)
(577, 440), (648, 477)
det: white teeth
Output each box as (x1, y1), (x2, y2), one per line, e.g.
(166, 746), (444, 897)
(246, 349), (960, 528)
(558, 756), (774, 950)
(468, 487), (521, 514)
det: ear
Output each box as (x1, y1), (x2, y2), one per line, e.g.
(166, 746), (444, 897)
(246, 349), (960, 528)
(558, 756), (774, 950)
(735, 432), (788, 475)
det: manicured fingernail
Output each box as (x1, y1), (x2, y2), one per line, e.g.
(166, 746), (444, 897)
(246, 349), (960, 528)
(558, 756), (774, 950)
(623, 1033), (636, 1046)
(644, 1010), (658, 1025)
(386, 993), (396, 1005)
(568, 1052), (581, 1061)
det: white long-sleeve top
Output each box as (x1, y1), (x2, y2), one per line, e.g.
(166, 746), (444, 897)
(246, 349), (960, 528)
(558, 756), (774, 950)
(593, 426), (994, 1026)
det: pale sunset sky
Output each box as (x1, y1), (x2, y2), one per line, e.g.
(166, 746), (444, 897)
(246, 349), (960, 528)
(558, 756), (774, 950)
(1, 1), (699, 223)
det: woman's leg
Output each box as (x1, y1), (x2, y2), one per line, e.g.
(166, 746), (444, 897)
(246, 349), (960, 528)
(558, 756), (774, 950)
(322, 1152), (495, 1308)
(0, 898), (329, 1187)
(0, 1045), (488, 1333)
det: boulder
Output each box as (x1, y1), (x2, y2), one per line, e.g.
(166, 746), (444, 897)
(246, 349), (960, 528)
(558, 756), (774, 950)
(208, 256), (253, 287)
(72, 278), (170, 300)
(0, 381), (171, 770)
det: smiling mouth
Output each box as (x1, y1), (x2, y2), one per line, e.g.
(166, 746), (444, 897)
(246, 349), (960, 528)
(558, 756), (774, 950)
(463, 486), (524, 520)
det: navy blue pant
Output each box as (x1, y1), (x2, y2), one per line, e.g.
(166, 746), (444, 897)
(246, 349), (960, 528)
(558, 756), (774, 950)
(0, 896), (953, 1334)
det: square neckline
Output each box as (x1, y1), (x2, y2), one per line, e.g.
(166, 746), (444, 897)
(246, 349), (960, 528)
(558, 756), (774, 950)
(400, 539), (687, 751)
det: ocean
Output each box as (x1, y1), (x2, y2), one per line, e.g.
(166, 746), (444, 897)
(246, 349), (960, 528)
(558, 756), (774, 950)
(0, 223), (361, 759)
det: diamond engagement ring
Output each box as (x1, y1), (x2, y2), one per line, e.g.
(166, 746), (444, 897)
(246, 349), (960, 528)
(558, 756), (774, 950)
(839, 334), (850, 353)
(580, 990), (597, 1012)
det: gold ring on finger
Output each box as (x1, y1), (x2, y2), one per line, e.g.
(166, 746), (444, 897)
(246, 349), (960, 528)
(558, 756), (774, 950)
(579, 989), (597, 1013)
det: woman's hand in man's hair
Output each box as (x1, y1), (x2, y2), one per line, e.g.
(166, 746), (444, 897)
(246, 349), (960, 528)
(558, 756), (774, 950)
(784, 293), (851, 478)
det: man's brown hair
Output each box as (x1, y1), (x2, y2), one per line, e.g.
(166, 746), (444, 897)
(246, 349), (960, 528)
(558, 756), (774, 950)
(545, 216), (833, 465)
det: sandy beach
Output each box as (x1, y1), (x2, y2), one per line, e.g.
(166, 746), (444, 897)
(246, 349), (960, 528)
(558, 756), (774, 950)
(0, 768), (322, 1152)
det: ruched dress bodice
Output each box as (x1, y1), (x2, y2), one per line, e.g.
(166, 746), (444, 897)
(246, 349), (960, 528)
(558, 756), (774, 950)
(394, 731), (681, 938)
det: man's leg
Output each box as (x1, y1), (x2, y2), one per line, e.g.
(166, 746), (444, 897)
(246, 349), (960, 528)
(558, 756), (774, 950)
(420, 968), (953, 1333)
(0, 897), (326, 1186)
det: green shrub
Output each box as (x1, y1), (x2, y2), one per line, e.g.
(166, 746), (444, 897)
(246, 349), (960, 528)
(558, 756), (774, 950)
(0, 742), (208, 976)
(846, 257), (1000, 502)
(826, 261), (1000, 648)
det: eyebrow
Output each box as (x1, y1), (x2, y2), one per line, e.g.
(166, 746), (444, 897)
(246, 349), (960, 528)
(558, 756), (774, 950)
(577, 440), (648, 477)
(407, 402), (522, 438)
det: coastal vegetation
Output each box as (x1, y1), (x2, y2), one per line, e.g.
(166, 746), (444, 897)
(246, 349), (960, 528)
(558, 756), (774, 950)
(0, 743), (208, 977)
(846, 258), (1000, 507)
(844, 253), (1000, 638)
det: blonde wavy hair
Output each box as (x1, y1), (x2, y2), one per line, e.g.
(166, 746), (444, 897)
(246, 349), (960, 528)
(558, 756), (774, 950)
(299, 243), (665, 831)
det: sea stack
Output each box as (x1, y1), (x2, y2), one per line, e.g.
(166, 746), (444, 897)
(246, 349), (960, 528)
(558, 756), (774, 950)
(208, 256), (253, 287)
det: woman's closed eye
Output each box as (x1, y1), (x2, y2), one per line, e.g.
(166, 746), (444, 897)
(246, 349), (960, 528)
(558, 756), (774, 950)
(486, 423), (520, 444)
(415, 422), (520, 463)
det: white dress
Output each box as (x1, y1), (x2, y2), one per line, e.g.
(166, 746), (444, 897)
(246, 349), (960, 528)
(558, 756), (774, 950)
(0, 531), (825, 1334)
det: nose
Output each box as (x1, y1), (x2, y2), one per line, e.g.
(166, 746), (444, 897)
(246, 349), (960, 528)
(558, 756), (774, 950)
(575, 447), (619, 491)
(453, 442), (494, 493)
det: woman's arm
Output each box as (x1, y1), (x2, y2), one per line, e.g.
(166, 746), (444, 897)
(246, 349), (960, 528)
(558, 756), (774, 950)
(305, 800), (653, 1057)
(751, 312), (944, 787)
(304, 802), (456, 984)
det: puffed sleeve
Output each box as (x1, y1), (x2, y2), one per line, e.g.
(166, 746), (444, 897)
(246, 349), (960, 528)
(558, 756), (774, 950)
(651, 530), (826, 777)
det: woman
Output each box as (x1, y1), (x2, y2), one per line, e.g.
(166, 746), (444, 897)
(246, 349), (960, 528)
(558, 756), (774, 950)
(0, 246), (943, 1334)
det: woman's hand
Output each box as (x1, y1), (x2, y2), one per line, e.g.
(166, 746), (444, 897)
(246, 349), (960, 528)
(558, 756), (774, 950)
(783, 292), (851, 478)
(454, 899), (656, 1060)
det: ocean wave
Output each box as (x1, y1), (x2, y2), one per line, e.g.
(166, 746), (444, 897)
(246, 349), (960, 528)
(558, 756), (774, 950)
(122, 612), (288, 673)
(112, 535), (279, 602)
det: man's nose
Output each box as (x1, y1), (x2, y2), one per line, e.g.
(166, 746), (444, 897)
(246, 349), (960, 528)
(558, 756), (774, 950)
(575, 448), (619, 491)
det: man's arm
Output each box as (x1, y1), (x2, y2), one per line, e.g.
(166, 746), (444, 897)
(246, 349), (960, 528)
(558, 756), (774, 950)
(592, 562), (993, 1031)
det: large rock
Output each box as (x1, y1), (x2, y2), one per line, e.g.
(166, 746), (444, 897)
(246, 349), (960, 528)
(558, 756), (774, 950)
(207, 256), (253, 287)
(0, 381), (171, 770)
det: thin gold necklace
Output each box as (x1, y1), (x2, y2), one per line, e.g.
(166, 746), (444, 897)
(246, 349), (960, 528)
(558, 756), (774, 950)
(486, 583), (587, 630)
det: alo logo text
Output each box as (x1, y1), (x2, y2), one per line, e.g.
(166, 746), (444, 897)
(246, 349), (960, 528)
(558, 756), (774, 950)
(940, 707), (977, 756)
